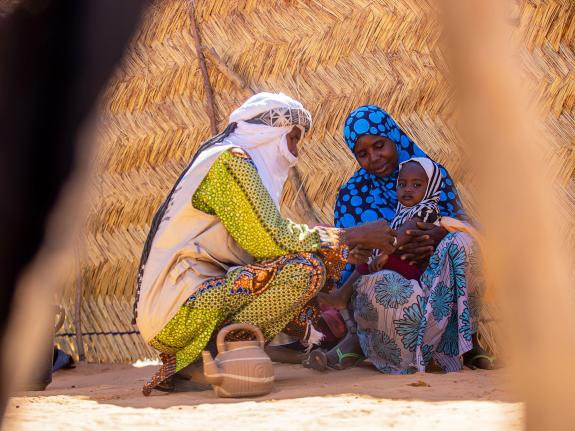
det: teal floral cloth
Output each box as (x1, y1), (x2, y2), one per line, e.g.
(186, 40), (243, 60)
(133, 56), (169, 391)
(352, 232), (482, 373)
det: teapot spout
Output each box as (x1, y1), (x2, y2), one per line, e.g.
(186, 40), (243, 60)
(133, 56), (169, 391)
(202, 350), (223, 386)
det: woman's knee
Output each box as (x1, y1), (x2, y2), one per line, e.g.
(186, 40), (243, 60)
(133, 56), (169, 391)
(441, 231), (474, 251)
(281, 253), (326, 289)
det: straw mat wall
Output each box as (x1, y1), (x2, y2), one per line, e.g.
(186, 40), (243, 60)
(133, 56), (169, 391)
(54, 0), (575, 363)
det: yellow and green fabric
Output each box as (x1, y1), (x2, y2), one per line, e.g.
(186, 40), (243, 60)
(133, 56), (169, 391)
(142, 149), (348, 394)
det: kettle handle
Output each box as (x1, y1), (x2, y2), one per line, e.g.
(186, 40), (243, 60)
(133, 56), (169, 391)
(216, 323), (265, 353)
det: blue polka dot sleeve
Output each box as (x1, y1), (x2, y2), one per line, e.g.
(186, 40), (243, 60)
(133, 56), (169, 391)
(334, 187), (357, 285)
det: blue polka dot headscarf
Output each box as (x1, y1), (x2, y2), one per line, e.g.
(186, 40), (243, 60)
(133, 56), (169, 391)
(343, 105), (426, 159)
(335, 105), (467, 285)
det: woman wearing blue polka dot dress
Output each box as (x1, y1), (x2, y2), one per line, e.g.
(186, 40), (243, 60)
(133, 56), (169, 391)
(318, 106), (496, 373)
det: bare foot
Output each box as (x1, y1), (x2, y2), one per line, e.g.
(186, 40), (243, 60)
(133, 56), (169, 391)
(265, 345), (307, 364)
(178, 360), (210, 386)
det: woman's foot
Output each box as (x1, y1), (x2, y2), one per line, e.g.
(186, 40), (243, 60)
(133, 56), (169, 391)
(463, 334), (503, 370)
(463, 349), (502, 370)
(152, 356), (212, 394)
(154, 375), (176, 392)
(425, 358), (447, 374)
(265, 344), (307, 364)
(178, 359), (210, 386)
(305, 332), (364, 371)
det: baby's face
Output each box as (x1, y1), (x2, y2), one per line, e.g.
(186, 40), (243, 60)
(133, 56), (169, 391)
(397, 162), (428, 207)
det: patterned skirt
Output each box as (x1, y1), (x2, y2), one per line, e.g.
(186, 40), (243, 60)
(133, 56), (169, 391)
(142, 252), (327, 395)
(353, 232), (483, 374)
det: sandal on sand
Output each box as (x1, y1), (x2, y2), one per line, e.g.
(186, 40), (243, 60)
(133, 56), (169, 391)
(306, 348), (364, 371)
(152, 374), (211, 393)
(463, 343), (503, 370)
(154, 375), (176, 392)
(304, 329), (364, 371)
(464, 353), (502, 370)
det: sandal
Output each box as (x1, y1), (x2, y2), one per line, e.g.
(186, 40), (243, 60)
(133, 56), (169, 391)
(306, 347), (363, 371)
(463, 342), (503, 370)
(464, 353), (502, 370)
(160, 373), (211, 393)
(463, 334), (503, 370)
(305, 349), (327, 371)
(154, 375), (176, 392)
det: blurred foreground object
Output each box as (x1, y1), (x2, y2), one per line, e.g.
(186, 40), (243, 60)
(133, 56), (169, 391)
(442, 0), (575, 429)
(0, 0), (147, 422)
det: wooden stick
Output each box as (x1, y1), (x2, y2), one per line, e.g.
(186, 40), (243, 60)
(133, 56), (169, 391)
(290, 166), (320, 225)
(188, 0), (217, 134)
(189, 26), (319, 224)
(74, 242), (86, 362)
(203, 47), (254, 98)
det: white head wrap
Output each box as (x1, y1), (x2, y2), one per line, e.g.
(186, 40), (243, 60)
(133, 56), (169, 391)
(222, 92), (312, 208)
(403, 157), (443, 199)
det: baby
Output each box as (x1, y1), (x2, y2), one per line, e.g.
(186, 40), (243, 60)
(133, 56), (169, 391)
(320, 157), (442, 309)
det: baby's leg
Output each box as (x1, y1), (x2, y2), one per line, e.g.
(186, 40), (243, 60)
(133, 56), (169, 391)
(317, 271), (361, 310)
(317, 291), (348, 309)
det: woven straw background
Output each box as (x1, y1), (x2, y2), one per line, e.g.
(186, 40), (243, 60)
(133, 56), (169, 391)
(54, 0), (575, 363)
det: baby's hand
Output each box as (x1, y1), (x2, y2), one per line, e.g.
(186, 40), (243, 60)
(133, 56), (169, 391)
(368, 254), (389, 273)
(348, 246), (373, 265)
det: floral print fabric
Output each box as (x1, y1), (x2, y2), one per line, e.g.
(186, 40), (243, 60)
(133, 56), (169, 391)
(353, 232), (482, 373)
(143, 253), (327, 395)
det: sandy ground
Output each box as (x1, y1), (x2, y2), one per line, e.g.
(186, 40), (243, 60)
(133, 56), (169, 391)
(3, 362), (523, 430)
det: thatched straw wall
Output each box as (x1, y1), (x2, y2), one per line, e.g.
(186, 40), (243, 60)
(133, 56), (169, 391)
(55, 0), (575, 363)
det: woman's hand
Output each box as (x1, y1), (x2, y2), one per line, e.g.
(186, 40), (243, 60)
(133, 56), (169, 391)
(344, 220), (397, 254)
(398, 222), (448, 265)
(395, 219), (418, 248)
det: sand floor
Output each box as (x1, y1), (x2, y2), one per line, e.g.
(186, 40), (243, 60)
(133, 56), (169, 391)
(3, 362), (523, 430)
